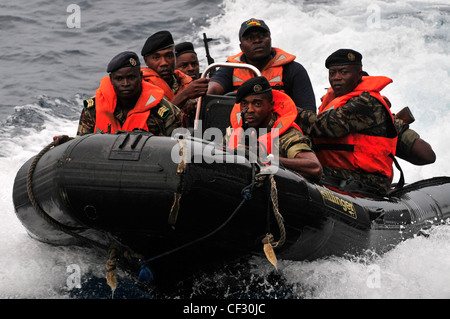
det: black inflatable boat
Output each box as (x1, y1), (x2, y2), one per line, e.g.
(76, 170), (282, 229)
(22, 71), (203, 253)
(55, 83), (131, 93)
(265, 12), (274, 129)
(12, 63), (450, 288)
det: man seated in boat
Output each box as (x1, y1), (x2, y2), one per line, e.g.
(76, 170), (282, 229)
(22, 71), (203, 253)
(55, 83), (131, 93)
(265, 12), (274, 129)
(207, 18), (317, 113)
(175, 41), (201, 80)
(141, 31), (209, 125)
(75, 51), (183, 136)
(295, 49), (436, 197)
(224, 76), (323, 182)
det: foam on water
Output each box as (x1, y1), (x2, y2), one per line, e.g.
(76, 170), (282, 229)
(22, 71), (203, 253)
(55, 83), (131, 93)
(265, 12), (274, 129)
(0, 0), (449, 298)
(272, 224), (450, 298)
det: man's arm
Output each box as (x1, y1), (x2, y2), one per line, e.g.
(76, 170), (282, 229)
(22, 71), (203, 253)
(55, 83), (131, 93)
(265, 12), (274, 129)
(395, 118), (436, 165)
(171, 78), (209, 108)
(277, 127), (322, 182)
(54, 98), (95, 145)
(297, 92), (388, 138)
(207, 67), (233, 95)
(76, 99), (96, 136)
(283, 62), (317, 112)
(207, 80), (226, 95)
(147, 98), (184, 136)
(406, 138), (436, 165)
(279, 152), (323, 182)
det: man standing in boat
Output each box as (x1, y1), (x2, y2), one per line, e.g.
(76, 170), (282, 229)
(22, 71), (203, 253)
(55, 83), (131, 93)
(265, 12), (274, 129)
(207, 18), (317, 113)
(296, 49), (436, 196)
(141, 31), (209, 125)
(76, 51), (183, 136)
(225, 76), (322, 182)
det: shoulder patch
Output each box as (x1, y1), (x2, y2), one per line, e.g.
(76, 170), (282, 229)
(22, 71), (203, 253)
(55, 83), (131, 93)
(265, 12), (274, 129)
(154, 104), (171, 119)
(83, 97), (95, 109)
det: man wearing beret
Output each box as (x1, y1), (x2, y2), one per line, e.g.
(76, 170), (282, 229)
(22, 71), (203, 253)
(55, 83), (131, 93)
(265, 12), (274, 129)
(76, 51), (183, 136)
(141, 31), (209, 125)
(296, 49), (435, 197)
(175, 42), (200, 80)
(207, 18), (317, 113)
(225, 76), (322, 182)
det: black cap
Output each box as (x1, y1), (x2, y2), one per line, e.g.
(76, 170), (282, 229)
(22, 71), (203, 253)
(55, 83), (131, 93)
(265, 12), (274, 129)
(106, 51), (140, 73)
(239, 18), (270, 39)
(325, 49), (363, 68)
(175, 42), (197, 57)
(235, 76), (272, 103)
(141, 30), (174, 56)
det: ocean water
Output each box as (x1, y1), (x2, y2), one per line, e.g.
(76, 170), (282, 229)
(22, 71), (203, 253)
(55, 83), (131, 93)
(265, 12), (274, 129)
(0, 0), (449, 300)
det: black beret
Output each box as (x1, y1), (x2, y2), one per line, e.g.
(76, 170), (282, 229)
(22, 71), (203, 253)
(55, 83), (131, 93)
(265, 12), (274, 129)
(239, 18), (270, 39)
(106, 51), (140, 73)
(325, 49), (363, 68)
(175, 42), (197, 57)
(141, 30), (174, 56)
(236, 76), (272, 103)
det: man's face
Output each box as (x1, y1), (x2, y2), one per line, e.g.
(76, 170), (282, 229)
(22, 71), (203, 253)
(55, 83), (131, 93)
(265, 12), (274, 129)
(176, 53), (200, 79)
(144, 47), (176, 83)
(110, 66), (142, 99)
(239, 28), (272, 61)
(240, 93), (274, 129)
(328, 65), (363, 97)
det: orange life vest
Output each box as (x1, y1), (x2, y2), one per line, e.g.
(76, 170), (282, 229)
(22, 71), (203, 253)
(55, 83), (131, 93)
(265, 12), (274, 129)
(227, 48), (296, 91)
(314, 76), (397, 180)
(94, 76), (165, 134)
(227, 90), (301, 155)
(141, 67), (192, 101)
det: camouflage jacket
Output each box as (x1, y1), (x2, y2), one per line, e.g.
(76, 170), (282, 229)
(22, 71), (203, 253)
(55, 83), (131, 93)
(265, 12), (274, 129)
(76, 95), (183, 137)
(296, 91), (419, 196)
(269, 114), (314, 159)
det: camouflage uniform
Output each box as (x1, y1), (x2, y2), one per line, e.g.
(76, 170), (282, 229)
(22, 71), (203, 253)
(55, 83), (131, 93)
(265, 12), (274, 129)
(224, 113), (314, 159)
(296, 91), (418, 196)
(76, 95), (183, 137)
(394, 117), (420, 160)
(267, 114), (314, 158)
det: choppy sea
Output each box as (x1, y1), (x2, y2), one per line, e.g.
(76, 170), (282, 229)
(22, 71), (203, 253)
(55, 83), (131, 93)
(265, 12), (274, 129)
(1, 0), (449, 303)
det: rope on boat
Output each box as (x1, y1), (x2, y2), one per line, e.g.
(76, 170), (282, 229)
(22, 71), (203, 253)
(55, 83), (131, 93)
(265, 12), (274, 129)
(269, 174), (286, 248)
(139, 181), (252, 265)
(168, 136), (187, 226)
(137, 166), (287, 279)
(105, 246), (118, 293)
(27, 138), (127, 293)
(136, 163), (261, 282)
(28, 138), (287, 283)
(255, 173), (286, 270)
(254, 173), (286, 248)
(26, 139), (108, 251)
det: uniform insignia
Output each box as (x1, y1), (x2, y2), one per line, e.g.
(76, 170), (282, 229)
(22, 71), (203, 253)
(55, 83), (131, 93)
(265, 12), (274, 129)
(157, 105), (170, 119)
(347, 53), (355, 62)
(253, 84), (262, 93)
(246, 18), (262, 27)
(129, 58), (137, 66)
(83, 97), (95, 109)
